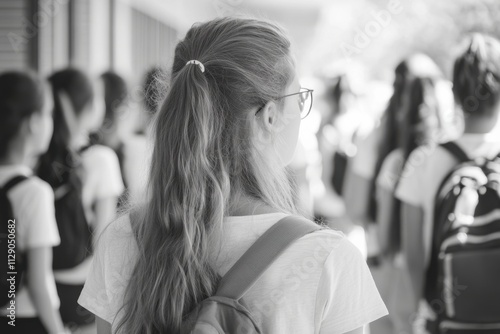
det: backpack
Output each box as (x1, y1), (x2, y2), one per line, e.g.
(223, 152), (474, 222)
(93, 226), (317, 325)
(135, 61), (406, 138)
(51, 167), (93, 270)
(0, 175), (29, 307)
(183, 215), (321, 334)
(425, 141), (500, 334)
(131, 213), (321, 333)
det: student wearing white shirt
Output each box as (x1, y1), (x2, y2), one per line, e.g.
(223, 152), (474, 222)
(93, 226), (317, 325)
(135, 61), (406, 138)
(78, 17), (388, 334)
(119, 67), (165, 205)
(375, 54), (455, 334)
(0, 71), (67, 334)
(396, 34), (500, 333)
(37, 69), (124, 330)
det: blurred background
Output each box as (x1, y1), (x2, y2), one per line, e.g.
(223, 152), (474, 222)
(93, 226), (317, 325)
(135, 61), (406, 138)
(2, 1), (500, 333)
(2, 0), (500, 78)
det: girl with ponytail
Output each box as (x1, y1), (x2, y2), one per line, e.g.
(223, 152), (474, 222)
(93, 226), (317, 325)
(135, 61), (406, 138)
(78, 17), (387, 334)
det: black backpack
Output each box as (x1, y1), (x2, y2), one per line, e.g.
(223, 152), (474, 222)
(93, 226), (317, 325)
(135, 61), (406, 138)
(51, 167), (93, 270)
(425, 141), (500, 334)
(0, 175), (29, 307)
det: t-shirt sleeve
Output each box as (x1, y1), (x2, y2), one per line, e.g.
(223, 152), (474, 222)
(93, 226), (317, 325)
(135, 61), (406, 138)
(376, 150), (404, 192)
(78, 226), (114, 323)
(318, 238), (388, 334)
(351, 130), (379, 180)
(395, 146), (429, 207)
(78, 216), (135, 325)
(19, 179), (60, 250)
(86, 146), (125, 200)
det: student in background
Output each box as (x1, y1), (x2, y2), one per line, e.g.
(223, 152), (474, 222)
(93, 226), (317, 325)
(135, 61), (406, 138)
(0, 71), (67, 333)
(37, 68), (124, 330)
(396, 34), (500, 333)
(120, 67), (166, 204)
(78, 17), (387, 334)
(343, 60), (411, 262)
(89, 71), (129, 207)
(375, 54), (454, 334)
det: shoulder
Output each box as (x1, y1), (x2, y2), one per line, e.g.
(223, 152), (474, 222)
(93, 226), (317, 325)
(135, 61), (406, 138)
(81, 144), (119, 162)
(13, 176), (54, 202)
(99, 213), (134, 247)
(122, 135), (150, 153)
(290, 227), (355, 266)
(80, 145), (123, 183)
(400, 144), (452, 179)
(377, 149), (405, 187)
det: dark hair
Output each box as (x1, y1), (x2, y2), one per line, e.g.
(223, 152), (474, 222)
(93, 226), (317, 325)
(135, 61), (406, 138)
(324, 74), (353, 124)
(89, 71), (128, 145)
(0, 71), (45, 158)
(38, 68), (94, 187)
(453, 34), (500, 117)
(369, 54), (442, 220)
(142, 66), (167, 115)
(375, 60), (409, 171)
(401, 56), (443, 158)
(101, 71), (128, 124)
(366, 60), (409, 221)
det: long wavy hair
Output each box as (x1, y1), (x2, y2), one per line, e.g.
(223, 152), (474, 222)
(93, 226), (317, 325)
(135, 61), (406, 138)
(115, 17), (296, 333)
(369, 54), (444, 220)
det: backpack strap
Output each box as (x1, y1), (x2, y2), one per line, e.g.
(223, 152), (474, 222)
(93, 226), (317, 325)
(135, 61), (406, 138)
(216, 216), (322, 300)
(1, 175), (29, 193)
(440, 141), (469, 163)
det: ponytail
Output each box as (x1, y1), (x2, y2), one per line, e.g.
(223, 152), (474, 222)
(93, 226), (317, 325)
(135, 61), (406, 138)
(117, 65), (224, 333)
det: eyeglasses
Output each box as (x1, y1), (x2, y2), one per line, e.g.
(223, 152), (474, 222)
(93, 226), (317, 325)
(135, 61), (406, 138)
(255, 88), (314, 119)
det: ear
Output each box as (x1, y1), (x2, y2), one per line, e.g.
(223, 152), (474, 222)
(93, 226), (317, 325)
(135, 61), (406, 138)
(259, 100), (279, 132)
(26, 110), (41, 134)
(58, 91), (79, 135)
(252, 101), (280, 151)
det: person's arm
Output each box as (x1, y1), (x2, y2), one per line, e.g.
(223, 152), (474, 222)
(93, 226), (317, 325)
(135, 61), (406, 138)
(96, 316), (112, 334)
(401, 202), (425, 308)
(92, 196), (118, 245)
(343, 168), (372, 225)
(87, 146), (124, 244)
(376, 187), (396, 255)
(26, 246), (67, 334)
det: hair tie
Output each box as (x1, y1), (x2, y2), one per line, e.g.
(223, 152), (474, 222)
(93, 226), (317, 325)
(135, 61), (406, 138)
(185, 60), (205, 73)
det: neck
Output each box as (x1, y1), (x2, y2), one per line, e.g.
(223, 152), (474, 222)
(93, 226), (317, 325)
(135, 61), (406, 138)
(0, 145), (28, 166)
(228, 193), (280, 216)
(463, 112), (499, 134)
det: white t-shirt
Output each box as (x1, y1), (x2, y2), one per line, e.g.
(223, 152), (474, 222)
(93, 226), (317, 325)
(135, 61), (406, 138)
(376, 149), (405, 193)
(395, 132), (500, 266)
(54, 145), (124, 284)
(78, 213), (388, 333)
(0, 165), (61, 317)
(121, 135), (152, 203)
(81, 144), (125, 225)
(351, 126), (382, 180)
